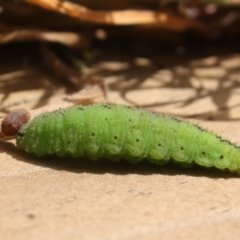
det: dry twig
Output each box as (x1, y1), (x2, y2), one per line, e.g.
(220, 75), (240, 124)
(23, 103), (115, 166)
(24, 0), (207, 32)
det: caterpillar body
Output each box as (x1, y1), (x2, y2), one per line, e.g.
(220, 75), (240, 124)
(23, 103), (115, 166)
(16, 104), (240, 174)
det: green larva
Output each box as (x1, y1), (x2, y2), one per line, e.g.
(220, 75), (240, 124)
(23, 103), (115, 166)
(15, 104), (240, 174)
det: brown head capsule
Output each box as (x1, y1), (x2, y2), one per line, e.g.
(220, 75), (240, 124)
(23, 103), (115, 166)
(1, 109), (30, 136)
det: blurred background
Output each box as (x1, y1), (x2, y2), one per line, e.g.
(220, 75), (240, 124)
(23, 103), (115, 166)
(1, 0), (240, 120)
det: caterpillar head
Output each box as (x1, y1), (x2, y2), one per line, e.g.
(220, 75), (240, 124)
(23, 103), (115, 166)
(1, 109), (30, 136)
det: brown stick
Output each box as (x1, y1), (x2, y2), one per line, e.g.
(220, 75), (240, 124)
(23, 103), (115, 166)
(0, 30), (88, 47)
(24, 0), (207, 32)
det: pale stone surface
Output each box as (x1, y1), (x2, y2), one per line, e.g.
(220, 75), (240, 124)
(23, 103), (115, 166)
(1, 43), (240, 240)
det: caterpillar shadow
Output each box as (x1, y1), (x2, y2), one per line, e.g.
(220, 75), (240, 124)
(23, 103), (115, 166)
(1, 141), (237, 179)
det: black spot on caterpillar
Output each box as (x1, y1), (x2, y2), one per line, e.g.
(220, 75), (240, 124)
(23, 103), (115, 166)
(14, 104), (240, 174)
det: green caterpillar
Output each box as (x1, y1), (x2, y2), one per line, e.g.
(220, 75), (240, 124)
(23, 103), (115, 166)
(15, 104), (240, 174)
